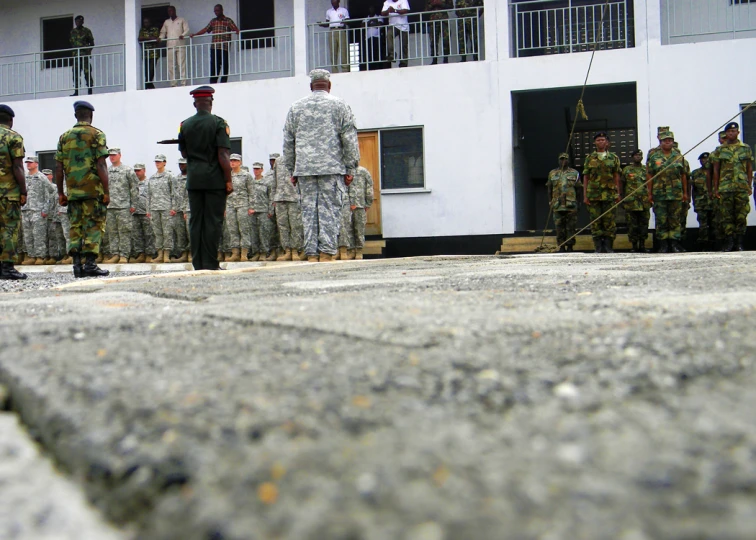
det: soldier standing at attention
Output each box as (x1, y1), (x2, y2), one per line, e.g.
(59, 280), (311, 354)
(178, 86), (232, 271)
(129, 164), (156, 263)
(283, 69), (360, 262)
(224, 154), (252, 262)
(547, 152), (579, 253)
(103, 148), (137, 264)
(346, 164), (374, 259)
(0, 105), (28, 280)
(621, 149), (650, 253)
(263, 156), (280, 261)
(582, 131), (621, 253)
(55, 101), (109, 278)
(673, 141), (691, 250)
(708, 131), (727, 249)
(42, 169), (62, 264)
(70, 15), (95, 97)
(169, 157), (190, 262)
(271, 152), (306, 261)
(147, 154), (175, 263)
(335, 187), (353, 260)
(22, 156), (55, 265)
(248, 163), (274, 261)
(646, 129), (688, 253)
(711, 122), (754, 252)
(690, 152), (714, 251)
(178, 159), (192, 263)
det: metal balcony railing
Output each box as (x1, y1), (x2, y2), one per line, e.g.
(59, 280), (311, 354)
(0, 44), (125, 99)
(307, 7), (484, 72)
(664, 0), (756, 43)
(510, 0), (634, 57)
(140, 27), (293, 88)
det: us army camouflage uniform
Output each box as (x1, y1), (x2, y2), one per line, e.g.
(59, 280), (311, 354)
(690, 166), (714, 246)
(264, 168), (280, 253)
(147, 170), (174, 252)
(547, 165), (580, 248)
(131, 177), (155, 258)
(171, 173), (189, 256)
(105, 164), (138, 258)
(426, 1), (450, 61)
(337, 197), (352, 249)
(583, 150), (621, 240)
(49, 183), (70, 258)
(455, 0), (482, 60)
(21, 171), (55, 258)
(70, 26), (95, 92)
(711, 140), (754, 238)
(621, 162), (650, 245)
(180, 178), (190, 250)
(271, 158), (303, 252)
(346, 166), (374, 250)
(226, 170), (253, 249)
(647, 147), (686, 242)
(283, 88), (360, 256)
(249, 175), (273, 255)
(0, 125), (25, 262)
(56, 121), (109, 255)
(46, 178), (63, 259)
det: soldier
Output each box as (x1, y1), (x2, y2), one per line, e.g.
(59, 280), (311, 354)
(0, 104), (28, 280)
(335, 191), (352, 260)
(129, 163), (156, 263)
(178, 86), (232, 271)
(426, 0), (450, 65)
(346, 165), (374, 259)
(55, 101), (109, 278)
(711, 122), (754, 252)
(546, 152), (579, 253)
(102, 148), (137, 264)
(179, 160), (192, 263)
(709, 131), (728, 249)
(283, 69), (360, 262)
(224, 154), (252, 262)
(70, 15), (95, 97)
(621, 149), (650, 253)
(455, 0), (482, 62)
(170, 157), (190, 262)
(138, 17), (160, 90)
(271, 152), (305, 261)
(647, 129), (688, 253)
(263, 155), (280, 261)
(147, 154), (174, 263)
(42, 168), (61, 264)
(690, 152), (714, 251)
(248, 163), (274, 261)
(673, 141), (691, 250)
(22, 156), (55, 265)
(582, 131), (621, 253)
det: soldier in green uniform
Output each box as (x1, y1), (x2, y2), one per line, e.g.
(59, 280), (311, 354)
(711, 122), (754, 252)
(426, 1), (450, 65)
(55, 101), (110, 277)
(709, 131), (727, 248)
(621, 149), (650, 253)
(138, 17), (161, 90)
(646, 129), (688, 253)
(690, 152), (714, 250)
(455, 0), (482, 61)
(546, 152), (579, 252)
(673, 141), (691, 250)
(178, 86), (233, 271)
(582, 131), (621, 253)
(0, 105), (28, 280)
(70, 15), (95, 97)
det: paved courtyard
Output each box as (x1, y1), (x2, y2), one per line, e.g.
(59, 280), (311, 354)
(1, 253), (755, 540)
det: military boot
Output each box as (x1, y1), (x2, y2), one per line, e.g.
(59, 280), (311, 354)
(60, 255), (73, 265)
(217, 251), (225, 262)
(150, 250), (163, 263)
(72, 253), (83, 278)
(636, 241), (647, 254)
(187, 252), (192, 263)
(171, 251), (189, 263)
(354, 248), (363, 260)
(559, 246), (566, 253)
(276, 249), (292, 261)
(103, 254), (120, 264)
(128, 255), (139, 263)
(307, 255), (319, 263)
(338, 246), (348, 260)
(135, 253), (146, 263)
(722, 236), (734, 252)
(248, 252), (260, 262)
(603, 238), (614, 253)
(44, 257), (57, 265)
(21, 254), (34, 265)
(33, 257), (46, 265)
(658, 240), (669, 253)
(735, 235), (745, 251)
(227, 248), (241, 262)
(162, 251), (171, 263)
(0, 262), (27, 280)
(118, 256), (128, 264)
(319, 252), (333, 262)
(95, 253), (104, 264)
(593, 238), (603, 253)
(263, 250), (276, 262)
(346, 249), (357, 260)
(296, 250), (308, 261)
(240, 248), (249, 261)
(82, 254), (109, 277)
(565, 245), (573, 253)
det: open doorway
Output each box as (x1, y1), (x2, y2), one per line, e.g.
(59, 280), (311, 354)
(512, 83), (638, 232)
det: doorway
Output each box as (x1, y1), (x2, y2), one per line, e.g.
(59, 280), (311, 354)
(358, 131), (382, 236)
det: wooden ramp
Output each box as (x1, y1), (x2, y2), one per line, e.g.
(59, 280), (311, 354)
(500, 234), (652, 253)
(364, 239), (386, 256)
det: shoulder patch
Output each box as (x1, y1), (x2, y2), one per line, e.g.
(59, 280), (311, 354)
(225, 124), (231, 136)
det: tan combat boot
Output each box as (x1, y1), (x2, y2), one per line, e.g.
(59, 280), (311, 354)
(263, 250), (276, 262)
(217, 251), (225, 262)
(276, 248), (292, 261)
(187, 252), (192, 263)
(333, 248), (341, 260)
(319, 252), (333, 262)
(149, 250), (162, 263)
(162, 251), (171, 263)
(33, 257), (46, 265)
(227, 248), (241, 262)
(103, 254), (120, 264)
(171, 251), (188, 263)
(248, 252), (260, 262)
(135, 253), (146, 263)
(128, 255), (139, 263)
(21, 254), (34, 265)
(296, 250), (308, 261)
(354, 248), (363, 260)
(44, 257), (56, 265)
(118, 256), (128, 264)
(59, 255), (73, 265)
(240, 248), (249, 261)
(340, 246), (350, 260)
(95, 253), (104, 263)
(307, 255), (319, 263)
(346, 248), (356, 260)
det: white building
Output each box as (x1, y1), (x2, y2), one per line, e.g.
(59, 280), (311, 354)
(1, 0), (755, 255)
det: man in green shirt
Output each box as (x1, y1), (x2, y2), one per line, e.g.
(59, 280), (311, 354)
(178, 86), (233, 270)
(647, 130), (688, 253)
(546, 152), (579, 252)
(582, 131), (621, 253)
(621, 149), (650, 253)
(138, 17), (160, 90)
(690, 152), (714, 250)
(69, 15), (95, 96)
(0, 104), (28, 280)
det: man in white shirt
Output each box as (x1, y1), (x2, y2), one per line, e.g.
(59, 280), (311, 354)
(159, 5), (190, 86)
(325, 0), (350, 73)
(363, 4), (387, 70)
(381, 0), (411, 68)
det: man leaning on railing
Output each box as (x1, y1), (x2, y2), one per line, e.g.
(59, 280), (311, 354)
(191, 4), (240, 85)
(159, 6), (190, 87)
(139, 17), (160, 90)
(70, 15), (94, 96)
(382, 0), (411, 68)
(455, 0), (483, 62)
(322, 0), (350, 74)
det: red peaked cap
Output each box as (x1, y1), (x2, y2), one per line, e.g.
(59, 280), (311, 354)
(190, 85), (215, 98)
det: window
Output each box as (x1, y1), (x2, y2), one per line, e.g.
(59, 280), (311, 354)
(36, 151), (57, 173)
(230, 138), (242, 157)
(141, 4), (170, 49)
(239, 0), (275, 48)
(742, 104), (756, 154)
(42, 16), (74, 65)
(380, 128), (425, 190)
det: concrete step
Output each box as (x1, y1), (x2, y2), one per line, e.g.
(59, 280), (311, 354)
(500, 234), (652, 253)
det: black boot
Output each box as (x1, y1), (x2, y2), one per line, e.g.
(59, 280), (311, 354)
(559, 245), (566, 253)
(0, 261), (27, 280)
(593, 238), (603, 253)
(637, 241), (647, 254)
(565, 245), (573, 252)
(72, 253), (83, 278)
(670, 240), (683, 253)
(658, 239), (669, 253)
(722, 236), (734, 252)
(735, 235), (744, 251)
(82, 253), (109, 277)
(604, 238), (614, 253)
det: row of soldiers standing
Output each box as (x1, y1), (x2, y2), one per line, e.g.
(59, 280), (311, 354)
(547, 122), (754, 253)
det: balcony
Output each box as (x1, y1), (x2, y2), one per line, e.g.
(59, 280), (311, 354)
(663, 0), (756, 44)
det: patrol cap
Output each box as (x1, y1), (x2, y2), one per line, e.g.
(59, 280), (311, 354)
(593, 131), (608, 140)
(230, 153), (242, 161)
(241, 166), (249, 172)
(154, 154), (167, 162)
(252, 162), (264, 169)
(190, 85), (215, 99)
(269, 152), (280, 159)
(0, 104), (15, 118)
(558, 152), (569, 159)
(725, 122), (739, 131)
(73, 100), (95, 112)
(631, 149), (643, 156)
(24, 156), (38, 163)
(698, 152), (710, 160)
(133, 163), (145, 170)
(108, 147), (121, 155)
(718, 130), (727, 139)
(309, 69), (331, 83)
(178, 157), (187, 164)
(659, 130), (674, 140)
(41, 169), (53, 175)
(657, 126), (669, 135)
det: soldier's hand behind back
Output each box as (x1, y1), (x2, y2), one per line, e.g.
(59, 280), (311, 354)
(103, 194), (110, 205)
(20, 194), (27, 206)
(226, 182), (233, 195)
(58, 193), (67, 207)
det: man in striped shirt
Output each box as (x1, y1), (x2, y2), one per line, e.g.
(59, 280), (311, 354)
(192, 4), (240, 84)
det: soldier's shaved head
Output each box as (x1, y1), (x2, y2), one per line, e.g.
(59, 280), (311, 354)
(74, 109), (92, 122)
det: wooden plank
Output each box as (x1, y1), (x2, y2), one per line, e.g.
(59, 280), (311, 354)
(500, 234), (652, 253)
(359, 132), (381, 236)
(363, 240), (385, 255)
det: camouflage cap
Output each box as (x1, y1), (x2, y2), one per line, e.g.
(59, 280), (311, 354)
(659, 130), (674, 140)
(252, 162), (264, 169)
(656, 126), (669, 135)
(309, 69), (331, 83)
(558, 152), (569, 159)
(178, 158), (187, 164)
(24, 156), (38, 163)
(133, 163), (146, 170)
(725, 122), (739, 131)
(41, 169), (53, 175)
(631, 149), (643, 156)
(230, 153), (242, 161)
(108, 148), (121, 155)
(718, 131), (727, 139)
(269, 152), (281, 159)
(154, 154), (167, 162)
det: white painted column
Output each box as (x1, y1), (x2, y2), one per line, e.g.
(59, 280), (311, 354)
(483, 0), (500, 62)
(293, 0), (308, 77)
(124, 0), (142, 92)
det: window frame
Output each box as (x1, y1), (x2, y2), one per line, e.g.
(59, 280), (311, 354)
(41, 15), (75, 67)
(36, 151), (58, 174)
(230, 138), (243, 158)
(741, 104), (756, 155)
(376, 126), (429, 193)
(238, 0), (276, 49)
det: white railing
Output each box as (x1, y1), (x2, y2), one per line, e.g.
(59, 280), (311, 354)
(664, 0), (756, 42)
(0, 44), (125, 99)
(140, 27), (293, 88)
(307, 7), (484, 72)
(510, 0), (633, 57)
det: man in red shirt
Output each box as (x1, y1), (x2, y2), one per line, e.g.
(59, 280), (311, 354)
(191, 4), (240, 84)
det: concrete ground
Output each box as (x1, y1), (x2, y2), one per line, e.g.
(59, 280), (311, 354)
(1, 253), (755, 540)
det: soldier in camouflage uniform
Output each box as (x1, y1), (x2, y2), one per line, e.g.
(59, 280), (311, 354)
(336, 192), (353, 259)
(55, 101), (109, 277)
(0, 104), (28, 280)
(455, 0), (482, 61)
(711, 121), (754, 252)
(45, 168), (72, 265)
(101, 148), (138, 264)
(263, 157), (280, 260)
(271, 152), (305, 261)
(646, 129), (688, 253)
(690, 152), (714, 250)
(22, 156), (55, 264)
(138, 17), (160, 90)
(224, 154), (252, 262)
(248, 163), (274, 261)
(621, 149), (650, 253)
(283, 69), (360, 262)
(346, 165), (374, 259)
(673, 141), (691, 249)
(169, 158), (190, 262)
(178, 161), (192, 263)
(69, 16), (95, 97)
(147, 154), (175, 263)
(547, 152), (580, 253)
(42, 169), (61, 263)
(426, 0), (450, 64)
(130, 164), (156, 263)
(708, 131), (728, 248)
(582, 131), (621, 253)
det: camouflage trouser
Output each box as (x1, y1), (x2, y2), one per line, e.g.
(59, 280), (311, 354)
(711, 197), (724, 242)
(184, 213), (191, 248)
(554, 210), (577, 247)
(427, 19), (450, 58)
(221, 216), (229, 252)
(21, 211), (49, 258)
(131, 214), (156, 256)
(248, 212), (273, 254)
(48, 222), (66, 259)
(269, 213), (280, 250)
(68, 198), (107, 255)
(225, 207), (250, 249)
(350, 207), (368, 249)
(587, 201), (616, 239)
(338, 202), (353, 249)
(719, 192), (750, 237)
(457, 18), (478, 57)
(0, 198), (21, 262)
(695, 208), (715, 244)
(679, 201), (690, 241)
(625, 209), (650, 244)
(71, 54), (93, 89)
(653, 200), (682, 241)
(17, 223), (24, 255)
(104, 208), (133, 258)
(275, 201), (303, 251)
(171, 212), (189, 254)
(150, 210), (173, 251)
(299, 175), (344, 256)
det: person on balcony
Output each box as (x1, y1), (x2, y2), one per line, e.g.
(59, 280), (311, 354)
(138, 17), (160, 89)
(69, 16), (94, 96)
(191, 4), (240, 84)
(455, 0), (482, 62)
(323, 0), (350, 74)
(362, 4), (388, 70)
(425, 0), (451, 65)
(381, 0), (411, 68)
(159, 6), (190, 87)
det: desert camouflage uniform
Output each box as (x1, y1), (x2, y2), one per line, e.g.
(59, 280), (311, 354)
(271, 158), (303, 252)
(0, 125), (25, 262)
(711, 140), (753, 237)
(283, 89), (360, 256)
(249, 175), (274, 255)
(131, 178), (155, 257)
(346, 166), (374, 249)
(226, 169), (253, 249)
(583, 150), (621, 240)
(147, 169), (174, 252)
(180, 177), (190, 247)
(171, 173), (189, 256)
(21, 171), (55, 258)
(621, 163), (650, 245)
(690, 166), (714, 245)
(547, 165), (580, 248)
(647, 148), (686, 241)
(105, 164), (138, 258)
(337, 197), (352, 249)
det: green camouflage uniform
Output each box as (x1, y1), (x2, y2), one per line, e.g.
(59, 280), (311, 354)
(647, 148), (686, 241)
(455, 0), (482, 59)
(546, 166), (579, 247)
(678, 156), (691, 241)
(582, 150), (621, 240)
(426, 1), (450, 60)
(704, 155), (724, 242)
(710, 140), (754, 237)
(147, 170), (175, 252)
(0, 125), (25, 262)
(621, 163), (650, 244)
(70, 26), (95, 91)
(139, 26), (160, 89)
(55, 121), (109, 255)
(690, 166), (714, 245)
